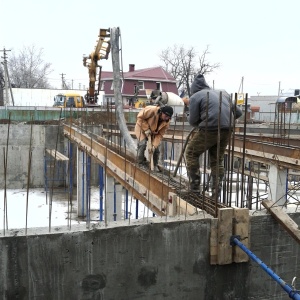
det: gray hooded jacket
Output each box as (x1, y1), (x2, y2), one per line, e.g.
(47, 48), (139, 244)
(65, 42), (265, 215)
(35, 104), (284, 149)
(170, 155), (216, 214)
(188, 74), (242, 130)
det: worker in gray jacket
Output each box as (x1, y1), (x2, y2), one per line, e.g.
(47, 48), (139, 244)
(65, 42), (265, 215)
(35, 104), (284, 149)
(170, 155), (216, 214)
(183, 73), (242, 197)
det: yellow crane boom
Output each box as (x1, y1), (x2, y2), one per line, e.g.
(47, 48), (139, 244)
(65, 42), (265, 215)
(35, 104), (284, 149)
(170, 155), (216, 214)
(83, 28), (111, 105)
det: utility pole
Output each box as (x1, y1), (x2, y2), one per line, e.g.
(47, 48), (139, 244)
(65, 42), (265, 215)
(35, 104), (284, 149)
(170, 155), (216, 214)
(59, 73), (66, 89)
(238, 76), (244, 94)
(0, 47), (14, 106)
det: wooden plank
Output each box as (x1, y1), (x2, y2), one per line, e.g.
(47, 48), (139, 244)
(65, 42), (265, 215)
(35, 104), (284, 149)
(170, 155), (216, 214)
(102, 129), (186, 142)
(63, 125), (178, 217)
(176, 196), (198, 216)
(168, 193), (177, 216)
(210, 218), (218, 265)
(233, 208), (249, 263)
(262, 200), (300, 244)
(233, 146), (300, 170)
(45, 149), (69, 161)
(217, 208), (234, 265)
(233, 169), (268, 182)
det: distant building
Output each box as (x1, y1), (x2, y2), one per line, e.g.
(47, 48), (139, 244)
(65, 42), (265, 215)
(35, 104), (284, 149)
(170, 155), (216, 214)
(100, 64), (178, 108)
(249, 95), (278, 113)
(249, 89), (300, 123)
(8, 88), (90, 107)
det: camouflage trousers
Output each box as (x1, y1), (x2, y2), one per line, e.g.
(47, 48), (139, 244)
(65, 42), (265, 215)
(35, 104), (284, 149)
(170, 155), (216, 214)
(185, 128), (230, 181)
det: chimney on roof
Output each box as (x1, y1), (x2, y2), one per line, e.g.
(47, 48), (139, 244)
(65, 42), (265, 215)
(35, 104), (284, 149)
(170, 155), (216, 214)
(129, 64), (135, 72)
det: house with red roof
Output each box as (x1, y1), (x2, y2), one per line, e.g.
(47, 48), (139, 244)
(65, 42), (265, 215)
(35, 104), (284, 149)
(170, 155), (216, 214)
(100, 64), (178, 108)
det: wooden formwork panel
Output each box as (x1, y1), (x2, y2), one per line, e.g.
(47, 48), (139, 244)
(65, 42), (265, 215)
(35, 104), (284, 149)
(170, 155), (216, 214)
(210, 207), (250, 265)
(233, 208), (249, 263)
(217, 208), (234, 265)
(210, 218), (218, 265)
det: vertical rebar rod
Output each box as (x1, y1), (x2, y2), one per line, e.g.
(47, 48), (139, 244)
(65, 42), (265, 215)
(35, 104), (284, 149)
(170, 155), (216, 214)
(99, 165), (104, 221)
(226, 93), (234, 206)
(81, 152), (85, 217)
(86, 155), (91, 228)
(68, 141), (73, 229)
(48, 108), (63, 232)
(25, 117), (34, 235)
(125, 189), (129, 220)
(113, 182), (116, 222)
(3, 149), (7, 235)
(135, 199), (139, 219)
(202, 92), (209, 211)
(3, 112), (11, 234)
(240, 93), (248, 207)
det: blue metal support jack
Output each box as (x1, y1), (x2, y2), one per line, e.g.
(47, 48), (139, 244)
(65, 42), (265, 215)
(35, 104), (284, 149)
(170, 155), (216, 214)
(98, 165), (104, 221)
(230, 235), (300, 300)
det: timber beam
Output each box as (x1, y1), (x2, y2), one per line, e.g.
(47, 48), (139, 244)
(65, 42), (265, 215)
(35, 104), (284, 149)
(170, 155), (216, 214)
(235, 133), (300, 148)
(210, 208), (250, 265)
(232, 141), (300, 170)
(234, 138), (300, 160)
(63, 124), (176, 216)
(262, 200), (300, 244)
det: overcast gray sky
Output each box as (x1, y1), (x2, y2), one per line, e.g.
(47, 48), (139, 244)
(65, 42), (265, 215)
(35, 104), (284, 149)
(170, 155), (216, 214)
(1, 0), (299, 96)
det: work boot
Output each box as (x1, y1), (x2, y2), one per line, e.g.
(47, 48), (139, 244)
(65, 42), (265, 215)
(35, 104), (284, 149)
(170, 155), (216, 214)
(139, 160), (149, 168)
(152, 147), (160, 164)
(151, 147), (161, 172)
(190, 179), (200, 192)
(137, 139), (147, 166)
(188, 168), (201, 192)
(211, 175), (223, 199)
(153, 165), (162, 172)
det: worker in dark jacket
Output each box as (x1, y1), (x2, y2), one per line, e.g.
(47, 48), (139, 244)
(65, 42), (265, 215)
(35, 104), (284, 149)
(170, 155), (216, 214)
(183, 73), (242, 196)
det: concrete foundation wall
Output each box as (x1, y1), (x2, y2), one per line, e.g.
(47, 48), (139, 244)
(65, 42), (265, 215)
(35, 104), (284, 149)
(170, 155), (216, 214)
(0, 124), (64, 188)
(1, 214), (299, 299)
(0, 124), (178, 189)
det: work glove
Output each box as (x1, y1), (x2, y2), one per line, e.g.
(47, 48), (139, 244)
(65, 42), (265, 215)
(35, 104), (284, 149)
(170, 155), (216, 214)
(148, 145), (155, 154)
(144, 129), (151, 138)
(182, 97), (189, 106)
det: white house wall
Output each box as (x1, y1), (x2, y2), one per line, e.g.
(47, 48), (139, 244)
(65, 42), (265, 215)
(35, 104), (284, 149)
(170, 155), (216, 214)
(10, 88), (104, 107)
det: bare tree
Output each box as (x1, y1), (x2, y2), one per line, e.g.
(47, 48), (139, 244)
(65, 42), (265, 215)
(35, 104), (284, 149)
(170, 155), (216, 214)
(159, 45), (220, 97)
(8, 45), (53, 88)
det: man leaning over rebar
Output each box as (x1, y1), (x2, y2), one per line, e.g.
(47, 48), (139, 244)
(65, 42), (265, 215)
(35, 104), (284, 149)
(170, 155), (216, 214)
(134, 105), (173, 172)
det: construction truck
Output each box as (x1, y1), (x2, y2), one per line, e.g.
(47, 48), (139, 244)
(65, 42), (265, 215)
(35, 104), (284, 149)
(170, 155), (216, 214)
(83, 28), (111, 106)
(53, 93), (85, 108)
(134, 99), (147, 108)
(53, 94), (65, 107)
(132, 90), (183, 109)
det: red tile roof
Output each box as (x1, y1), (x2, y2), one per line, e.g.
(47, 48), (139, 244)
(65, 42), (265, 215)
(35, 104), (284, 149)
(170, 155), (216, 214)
(101, 65), (178, 97)
(101, 66), (176, 82)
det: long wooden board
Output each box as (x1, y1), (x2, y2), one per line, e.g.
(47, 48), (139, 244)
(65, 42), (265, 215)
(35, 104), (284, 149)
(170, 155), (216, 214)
(262, 199), (300, 244)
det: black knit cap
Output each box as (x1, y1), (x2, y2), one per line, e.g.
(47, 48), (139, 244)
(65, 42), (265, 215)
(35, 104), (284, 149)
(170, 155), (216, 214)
(161, 106), (173, 117)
